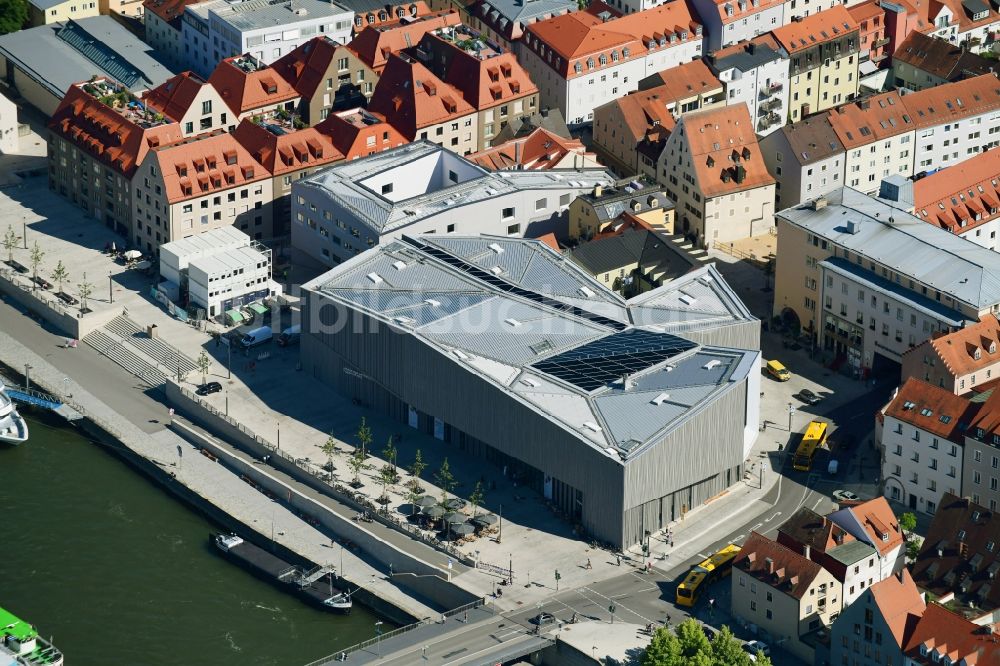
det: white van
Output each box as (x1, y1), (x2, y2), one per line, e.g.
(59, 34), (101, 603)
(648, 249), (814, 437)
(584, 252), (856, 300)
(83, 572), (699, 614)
(241, 326), (272, 348)
(277, 324), (301, 347)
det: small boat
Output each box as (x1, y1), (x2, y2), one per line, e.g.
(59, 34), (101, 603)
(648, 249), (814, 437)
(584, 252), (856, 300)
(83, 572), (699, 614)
(0, 382), (28, 445)
(0, 605), (63, 666)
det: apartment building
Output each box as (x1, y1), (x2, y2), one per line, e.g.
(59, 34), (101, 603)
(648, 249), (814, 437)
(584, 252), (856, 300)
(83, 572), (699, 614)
(848, 0), (889, 68)
(48, 79), (183, 237)
(907, 74), (1000, 174)
(901, 315), (1000, 395)
(466, 0), (575, 49)
(706, 34), (789, 136)
(962, 392), (1000, 513)
(732, 531), (842, 662)
(911, 149), (1000, 251)
(892, 32), (995, 92)
(207, 54), (301, 122)
(181, 0), (354, 78)
(657, 104), (775, 247)
(776, 507), (881, 606)
(144, 0), (204, 71)
(468, 126), (599, 170)
(592, 59), (723, 175)
(318, 106), (409, 159)
(568, 179), (673, 238)
(407, 24), (539, 150)
(517, 1), (703, 125)
(28, 0), (99, 26)
(878, 378), (975, 516)
(771, 5), (860, 122)
(689, 0), (785, 52)
(827, 497), (906, 582)
(916, 0), (1000, 54)
(761, 113), (844, 209)
(142, 71), (233, 136)
(290, 141), (612, 268)
(132, 130), (274, 251)
(568, 226), (692, 292)
(827, 91), (915, 197)
(783, 0), (842, 21)
(773, 188), (1000, 375)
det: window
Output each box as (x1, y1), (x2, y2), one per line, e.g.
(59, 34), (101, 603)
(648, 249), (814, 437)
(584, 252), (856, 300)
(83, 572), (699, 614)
(202, 100), (212, 115)
(535, 198), (546, 211)
(506, 223), (520, 234)
(501, 207), (515, 219)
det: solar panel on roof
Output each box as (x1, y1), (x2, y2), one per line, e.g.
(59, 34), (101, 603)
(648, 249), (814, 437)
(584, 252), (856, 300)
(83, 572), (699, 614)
(530, 329), (697, 392)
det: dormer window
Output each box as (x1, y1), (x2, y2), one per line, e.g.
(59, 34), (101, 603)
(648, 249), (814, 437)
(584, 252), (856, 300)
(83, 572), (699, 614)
(991, 342), (997, 354)
(976, 348), (983, 360)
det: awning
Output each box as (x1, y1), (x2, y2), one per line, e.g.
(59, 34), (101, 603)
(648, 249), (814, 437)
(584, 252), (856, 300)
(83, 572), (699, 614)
(225, 309), (244, 323)
(248, 302), (269, 315)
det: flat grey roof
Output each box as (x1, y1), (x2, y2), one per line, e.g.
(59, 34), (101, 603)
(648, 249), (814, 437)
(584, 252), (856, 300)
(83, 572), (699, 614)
(827, 539), (877, 566)
(208, 0), (351, 31)
(779, 187), (1000, 311)
(475, 0), (577, 27)
(304, 234), (758, 461)
(29, 0), (70, 11)
(709, 43), (785, 74)
(0, 17), (175, 96)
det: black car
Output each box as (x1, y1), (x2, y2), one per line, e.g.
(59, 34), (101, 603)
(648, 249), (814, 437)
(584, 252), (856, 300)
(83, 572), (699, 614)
(796, 389), (823, 405)
(196, 381), (223, 396)
(531, 612), (557, 626)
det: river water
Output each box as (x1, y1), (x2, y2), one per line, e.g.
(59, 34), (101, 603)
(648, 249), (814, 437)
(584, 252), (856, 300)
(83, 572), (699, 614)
(0, 412), (381, 666)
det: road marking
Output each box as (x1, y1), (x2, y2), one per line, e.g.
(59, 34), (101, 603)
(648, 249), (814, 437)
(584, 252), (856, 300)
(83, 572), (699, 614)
(579, 587), (658, 626)
(441, 634), (530, 666)
(697, 552), (708, 559)
(812, 498), (825, 510)
(752, 523), (763, 531)
(764, 511), (782, 522)
(493, 630), (522, 641)
(734, 534), (745, 541)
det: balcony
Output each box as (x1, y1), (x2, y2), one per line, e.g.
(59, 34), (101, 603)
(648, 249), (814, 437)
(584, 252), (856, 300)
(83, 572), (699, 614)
(758, 112), (782, 131)
(873, 37), (890, 47)
(769, 81), (783, 93)
(760, 98), (782, 113)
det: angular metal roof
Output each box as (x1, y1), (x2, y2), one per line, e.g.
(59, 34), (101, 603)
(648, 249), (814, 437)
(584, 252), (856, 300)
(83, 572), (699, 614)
(305, 234), (759, 462)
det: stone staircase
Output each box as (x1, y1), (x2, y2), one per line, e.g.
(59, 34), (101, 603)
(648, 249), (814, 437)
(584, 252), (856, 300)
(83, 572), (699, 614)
(104, 315), (197, 375)
(83, 329), (167, 386)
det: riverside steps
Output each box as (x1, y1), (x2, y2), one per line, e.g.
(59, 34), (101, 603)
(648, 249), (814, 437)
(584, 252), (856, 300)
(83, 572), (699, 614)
(0, 327), (440, 625)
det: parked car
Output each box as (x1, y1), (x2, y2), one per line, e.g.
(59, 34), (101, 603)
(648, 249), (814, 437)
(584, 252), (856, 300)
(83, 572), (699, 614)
(531, 612), (557, 626)
(833, 489), (860, 502)
(796, 389), (822, 405)
(196, 381), (222, 396)
(743, 640), (771, 661)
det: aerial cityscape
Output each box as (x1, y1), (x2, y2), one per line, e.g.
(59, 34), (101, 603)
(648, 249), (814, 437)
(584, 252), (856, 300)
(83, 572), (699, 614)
(0, 0), (999, 661)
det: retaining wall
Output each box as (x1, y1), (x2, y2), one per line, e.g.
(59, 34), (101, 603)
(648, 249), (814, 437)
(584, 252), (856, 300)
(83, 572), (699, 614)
(0, 269), (120, 338)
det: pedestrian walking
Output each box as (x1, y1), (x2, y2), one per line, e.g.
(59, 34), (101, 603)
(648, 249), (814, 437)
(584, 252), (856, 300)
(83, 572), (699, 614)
(586, 558), (592, 570)
(670, 539), (674, 548)
(616, 554), (621, 566)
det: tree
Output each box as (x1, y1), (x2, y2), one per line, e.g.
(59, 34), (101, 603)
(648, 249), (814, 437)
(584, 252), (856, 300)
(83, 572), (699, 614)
(406, 483), (422, 517)
(435, 457), (456, 498)
(382, 436), (398, 475)
(710, 625), (755, 666)
(899, 512), (917, 535)
(378, 465), (396, 509)
(2, 225), (17, 264)
(469, 480), (485, 518)
(347, 449), (366, 487)
(28, 241), (43, 290)
(356, 416), (373, 458)
(78, 276), (93, 312)
(0, 0), (28, 36)
(409, 449), (427, 490)
(195, 350), (212, 384)
(51, 260), (69, 295)
(906, 538), (921, 562)
(321, 431), (338, 477)
(640, 619), (771, 666)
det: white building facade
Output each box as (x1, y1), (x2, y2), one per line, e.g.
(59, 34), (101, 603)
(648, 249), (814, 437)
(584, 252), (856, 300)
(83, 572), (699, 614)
(690, 0), (786, 52)
(708, 39), (789, 136)
(0, 90), (18, 154)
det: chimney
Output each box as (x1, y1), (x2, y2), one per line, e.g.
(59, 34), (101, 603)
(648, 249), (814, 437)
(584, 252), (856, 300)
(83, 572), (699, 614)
(765, 557), (775, 574)
(594, 184), (603, 198)
(514, 139), (522, 165)
(804, 544), (811, 560)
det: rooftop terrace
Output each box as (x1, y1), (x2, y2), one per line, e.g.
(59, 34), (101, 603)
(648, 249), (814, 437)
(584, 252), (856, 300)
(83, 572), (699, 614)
(430, 24), (505, 59)
(76, 77), (171, 129)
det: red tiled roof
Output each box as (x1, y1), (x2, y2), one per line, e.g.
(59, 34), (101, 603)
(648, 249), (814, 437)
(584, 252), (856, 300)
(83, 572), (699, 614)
(467, 127), (592, 170)
(772, 5), (859, 54)
(826, 91), (913, 148)
(534, 232), (560, 251)
(711, 0), (784, 26)
(969, 385), (1000, 435)
(679, 104), (775, 198)
(903, 603), (1000, 665)
(346, 11), (461, 73)
(602, 86), (677, 144)
(920, 315), (1000, 378)
(735, 531), (824, 600)
(315, 107), (409, 160)
(150, 130), (268, 203)
(777, 507), (857, 556)
(640, 59), (723, 103)
(915, 150), (1000, 235)
(848, 497), (904, 557)
(48, 83), (182, 179)
(870, 570), (926, 646)
(143, 71), (211, 123)
(270, 37), (341, 100)
(365, 54), (475, 138)
(351, 2), (433, 34)
(900, 74), (1000, 129)
(523, 1), (701, 79)
(883, 378), (979, 443)
(231, 119), (343, 176)
(207, 57), (300, 116)
(143, 0), (201, 25)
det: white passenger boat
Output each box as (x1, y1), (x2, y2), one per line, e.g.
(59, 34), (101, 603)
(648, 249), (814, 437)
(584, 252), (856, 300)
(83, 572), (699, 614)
(0, 381), (29, 445)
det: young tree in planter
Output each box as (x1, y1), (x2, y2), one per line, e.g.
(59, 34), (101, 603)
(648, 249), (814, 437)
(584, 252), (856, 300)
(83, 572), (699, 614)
(469, 481), (485, 518)
(347, 449), (366, 487)
(78, 276), (93, 312)
(382, 436), (398, 476)
(435, 457), (456, 499)
(195, 350), (212, 384)
(28, 241), (43, 290)
(321, 431), (338, 476)
(406, 483), (422, 517)
(3, 226), (17, 265)
(378, 465), (396, 510)
(356, 416), (373, 459)
(409, 448), (427, 491)
(51, 260), (69, 295)
(899, 511), (917, 536)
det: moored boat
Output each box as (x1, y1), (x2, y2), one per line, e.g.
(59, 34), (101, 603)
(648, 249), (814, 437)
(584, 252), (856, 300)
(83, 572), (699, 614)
(0, 382), (28, 445)
(0, 605), (63, 666)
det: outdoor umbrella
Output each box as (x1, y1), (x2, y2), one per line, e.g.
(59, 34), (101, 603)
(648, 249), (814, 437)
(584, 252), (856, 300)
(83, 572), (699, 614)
(471, 513), (498, 527)
(417, 495), (437, 508)
(124, 250), (142, 260)
(443, 511), (465, 525)
(450, 523), (475, 537)
(422, 504), (446, 518)
(444, 498), (467, 510)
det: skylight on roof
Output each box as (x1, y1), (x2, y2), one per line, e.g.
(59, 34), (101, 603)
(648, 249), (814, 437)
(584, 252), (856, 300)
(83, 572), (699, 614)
(505, 318), (522, 327)
(520, 376), (540, 387)
(651, 392), (670, 406)
(393, 260), (407, 270)
(579, 286), (595, 298)
(452, 349), (469, 360)
(424, 299), (441, 307)
(920, 408), (933, 417)
(367, 272), (383, 284)
(490, 266), (504, 276)
(679, 292), (697, 306)
(704, 359), (721, 369)
(489, 242), (504, 254)
(583, 421), (602, 433)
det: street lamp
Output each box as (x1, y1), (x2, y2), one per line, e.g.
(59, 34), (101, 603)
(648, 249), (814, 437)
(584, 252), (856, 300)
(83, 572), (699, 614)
(24, 364), (32, 391)
(787, 402), (795, 432)
(497, 502), (502, 544)
(63, 377), (70, 398)
(108, 271), (113, 305)
(276, 421), (281, 450)
(22, 218), (26, 250)
(374, 621), (384, 657)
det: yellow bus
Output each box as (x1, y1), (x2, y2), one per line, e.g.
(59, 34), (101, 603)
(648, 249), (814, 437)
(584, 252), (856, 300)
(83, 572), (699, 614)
(792, 420), (829, 472)
(675, 544), (741, 606)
